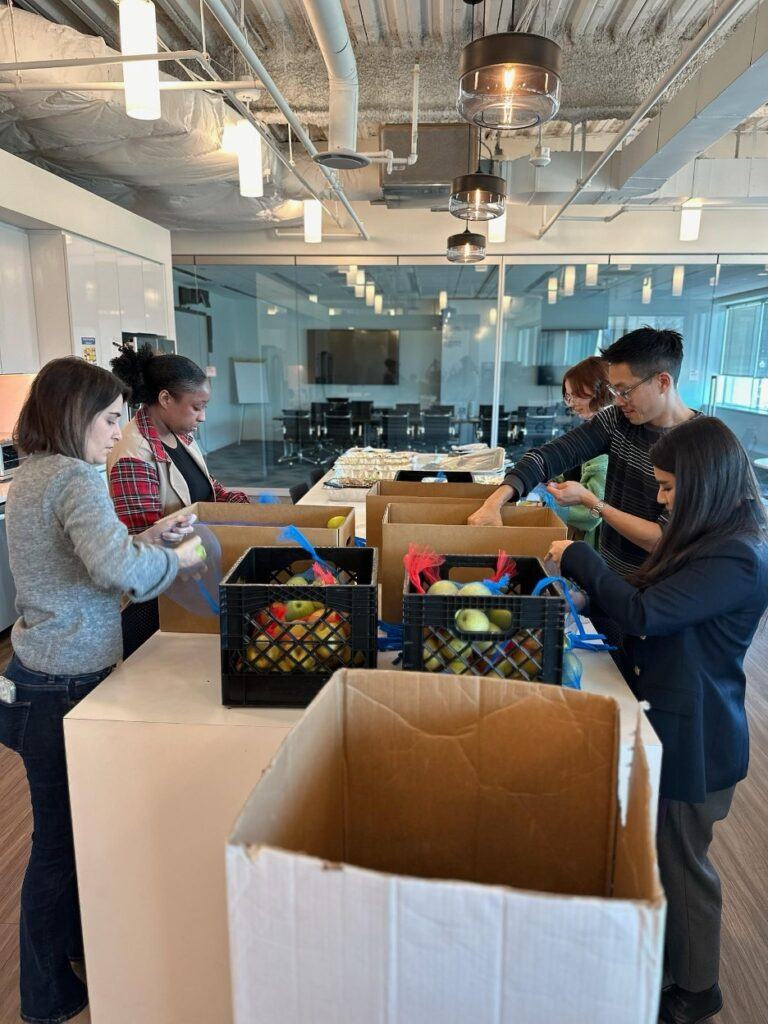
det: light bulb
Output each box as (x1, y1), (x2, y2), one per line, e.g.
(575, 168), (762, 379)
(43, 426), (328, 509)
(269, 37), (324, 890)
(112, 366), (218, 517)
(585, 263), (598, 287)
(563, 265), (575, 297)
(119, 0), (160, 121)
(303, 199), (322, 243)
(439, 290), (447, 311)
(502, 67), (516, 91)
(679, 199), (701, 242)
(236, 120), (263, 198)
(488, 206), (507, 243)
(672, 266), (685, 297)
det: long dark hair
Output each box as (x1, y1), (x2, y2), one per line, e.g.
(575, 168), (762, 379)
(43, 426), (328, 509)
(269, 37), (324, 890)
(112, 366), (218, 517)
(14, 357), (129, 460)
(630, 416), (768, 589)
(111, 343), (207, 406)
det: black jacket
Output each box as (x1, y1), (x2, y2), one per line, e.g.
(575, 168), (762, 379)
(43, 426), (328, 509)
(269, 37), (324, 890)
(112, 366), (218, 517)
(561, 535), (768, 803)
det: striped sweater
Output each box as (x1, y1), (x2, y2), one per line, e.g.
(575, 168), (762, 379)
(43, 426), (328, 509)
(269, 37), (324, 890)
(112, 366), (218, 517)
(504, 405), (685, 577)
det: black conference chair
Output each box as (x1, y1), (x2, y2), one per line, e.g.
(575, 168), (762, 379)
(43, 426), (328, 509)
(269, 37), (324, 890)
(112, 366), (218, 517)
(395, 403), (422, 430)
(277, 411), (322, 466)
(523, 410), (556, 447)
(323, 412), (355, 454)
(477, 413), (511, 447)
(381, 412), (411, 449)
(310, 401), (329, 434)
(289, 480), (310, 504)
(308, 467), (326, 486)
(428, 404), (454, 416)
(479, 404), (506, 420)
(421, 413), (454, 451)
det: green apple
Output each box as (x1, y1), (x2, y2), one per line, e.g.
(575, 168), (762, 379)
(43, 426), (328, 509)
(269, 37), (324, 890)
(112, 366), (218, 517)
(326, 515), (346, 530)
(474, 622), (502, 653)
(285, 600), (317, 621)
(427, 580), (459, 596)
(488, 608), (512, 630)
(446, 659), (470, 675)
(285, 575), (309, 586)
(454, 608), (491, 633)
(423, 651), (442, 672)
(458, 582), (492, 597)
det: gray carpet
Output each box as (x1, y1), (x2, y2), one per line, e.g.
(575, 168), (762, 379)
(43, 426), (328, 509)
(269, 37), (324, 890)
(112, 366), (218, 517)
(206, 441), (333, 490)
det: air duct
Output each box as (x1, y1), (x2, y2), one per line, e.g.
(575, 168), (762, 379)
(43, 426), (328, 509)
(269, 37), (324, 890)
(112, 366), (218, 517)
(302, 0), (367, 170)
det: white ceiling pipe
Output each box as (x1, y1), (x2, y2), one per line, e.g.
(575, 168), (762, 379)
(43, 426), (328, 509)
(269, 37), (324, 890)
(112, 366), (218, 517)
(0, 78), (261, 91)
(0, 49), (202, 72)
(202, 0), (368, 239)
(301, 0), (358, 162)
(538, 0), (751, 238)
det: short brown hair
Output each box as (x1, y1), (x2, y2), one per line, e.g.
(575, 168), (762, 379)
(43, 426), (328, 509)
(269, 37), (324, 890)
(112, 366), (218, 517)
(14, 357), (129, 460)
(562, 356), (610, 413)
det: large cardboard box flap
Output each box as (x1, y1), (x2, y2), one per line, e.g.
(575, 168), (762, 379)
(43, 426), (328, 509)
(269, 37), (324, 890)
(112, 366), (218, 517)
(227, 670), (665, 1024)
(157, 502), (354, 633)
(380, 501), (567, 621)
(366, 480), (499, 551)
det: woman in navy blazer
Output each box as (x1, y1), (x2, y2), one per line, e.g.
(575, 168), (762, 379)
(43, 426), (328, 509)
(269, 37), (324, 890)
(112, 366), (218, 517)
(546, 416), (768, 1024)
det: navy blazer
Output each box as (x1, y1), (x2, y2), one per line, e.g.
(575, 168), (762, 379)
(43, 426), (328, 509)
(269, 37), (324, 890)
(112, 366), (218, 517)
(561, 534), (768, 803)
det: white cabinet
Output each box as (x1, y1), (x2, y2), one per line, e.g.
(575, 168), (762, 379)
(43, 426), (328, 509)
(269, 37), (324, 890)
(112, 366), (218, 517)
(116, 254), (147, 335)
(94, 247), (123, 368)
(0, 223), (39, 373)
(142, 259), (167, 336)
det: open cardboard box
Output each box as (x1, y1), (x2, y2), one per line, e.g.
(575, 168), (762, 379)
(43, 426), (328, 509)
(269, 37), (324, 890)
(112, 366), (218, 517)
(380, 501), (567, 622)
(227, 669), (665, 1024)
(365, 480), (499, 551)
(157, 502), (355, 634)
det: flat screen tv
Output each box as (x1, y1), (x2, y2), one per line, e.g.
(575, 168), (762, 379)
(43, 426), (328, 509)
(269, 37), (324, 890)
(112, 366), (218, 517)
(536, 364), (569, 387)
(307, 329), (400, 385)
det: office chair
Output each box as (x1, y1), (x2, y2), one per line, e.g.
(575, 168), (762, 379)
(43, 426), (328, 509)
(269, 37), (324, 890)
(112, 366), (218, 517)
(277, 411), (323, 466)
(289, 480), (310, 504)
(380, 412), (411, 449)
(477, 414), (511, 447)
(323, 412), (355, 454)
(420, 413), (454, 452)
(429, 404), (454, 416)
(395, 403), (422, 430)
(523, 410), (556, 447)
(308, 467), (326, 486)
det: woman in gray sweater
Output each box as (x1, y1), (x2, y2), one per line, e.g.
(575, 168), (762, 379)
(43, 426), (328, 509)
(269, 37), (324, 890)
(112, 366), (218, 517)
(0, 357), (203, 1024)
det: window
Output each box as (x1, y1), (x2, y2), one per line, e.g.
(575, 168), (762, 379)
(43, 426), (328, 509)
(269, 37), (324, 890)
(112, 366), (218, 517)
(719, 298), (768, 412)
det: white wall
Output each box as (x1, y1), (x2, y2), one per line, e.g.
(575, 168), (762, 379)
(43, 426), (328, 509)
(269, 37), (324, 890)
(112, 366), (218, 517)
(0, 222), (38, 373)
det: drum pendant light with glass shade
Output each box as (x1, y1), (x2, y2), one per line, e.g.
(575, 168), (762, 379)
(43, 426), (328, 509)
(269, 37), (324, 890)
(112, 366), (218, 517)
(457, 0), (562, 131)
(446, 226), (486, 264)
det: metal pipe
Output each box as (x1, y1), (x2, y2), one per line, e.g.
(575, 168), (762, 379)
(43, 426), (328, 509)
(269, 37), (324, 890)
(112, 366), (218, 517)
(0, 78), (261, 91)
(490, 257), (506, 450)
(301, 0), (358, 155)
(0, 50), (202, 72)
(202, 0), (369, 239)
(537, 0), (751, 238)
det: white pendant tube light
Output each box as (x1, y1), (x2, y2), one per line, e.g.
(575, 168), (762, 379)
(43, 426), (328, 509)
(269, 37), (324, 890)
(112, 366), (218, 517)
(374, 293), (383, 314)
(488, 205), (508, 243)
(488, 306), (498, 325)
(354, 282), (365, 298)
(119, 0), (161, 120)
(547, 276), (558, 305)
(679, 199), (701, 242)
(309, 293), (318, 303)
(642, 275), (652, 304)
(672, 266), (685, 297)
(563, 265), (575, 297)
(438, 290), (448, 311)
(585, 263), (598, 287)
(345, 264), (358, 286)
(303, 199), (322, 243)
(236, 120), (263, 198)
(220, 122), (240, 154)
(365, 282), (375, 306)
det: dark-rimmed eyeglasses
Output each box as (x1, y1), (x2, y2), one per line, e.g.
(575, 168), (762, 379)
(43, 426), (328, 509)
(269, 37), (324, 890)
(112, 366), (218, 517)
(602, 372), (658, 403)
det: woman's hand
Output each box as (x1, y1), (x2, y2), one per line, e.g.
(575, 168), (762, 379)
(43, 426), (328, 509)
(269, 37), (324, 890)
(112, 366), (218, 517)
(545, 539), (574, 569)
(545, 480), (595, 508)
(140, 513), (197, 546)
(175, 536), (207, 572)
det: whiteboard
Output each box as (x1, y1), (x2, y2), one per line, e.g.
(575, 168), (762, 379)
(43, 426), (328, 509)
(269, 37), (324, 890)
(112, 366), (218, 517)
(233, 360), (268, 404)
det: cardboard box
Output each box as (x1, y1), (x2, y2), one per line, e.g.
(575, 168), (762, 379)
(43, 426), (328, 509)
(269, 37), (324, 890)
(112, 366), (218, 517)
(227, 669), (665, 1024)
(365, 480), (499, 551)
(157, 502), (355, 634)
(380, 502), (567, 622)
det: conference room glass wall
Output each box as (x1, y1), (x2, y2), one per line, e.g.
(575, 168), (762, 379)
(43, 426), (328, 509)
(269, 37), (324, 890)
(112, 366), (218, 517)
(172, 258), (768, 493)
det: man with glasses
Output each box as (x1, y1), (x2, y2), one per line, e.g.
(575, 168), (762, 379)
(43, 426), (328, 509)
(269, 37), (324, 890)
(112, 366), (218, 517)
(469, 327), (697, 580)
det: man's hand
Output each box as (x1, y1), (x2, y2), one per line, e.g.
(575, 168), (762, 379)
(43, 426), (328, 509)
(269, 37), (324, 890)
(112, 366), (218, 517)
(467, 503), (504, 527)
(545, 480), (595, 508)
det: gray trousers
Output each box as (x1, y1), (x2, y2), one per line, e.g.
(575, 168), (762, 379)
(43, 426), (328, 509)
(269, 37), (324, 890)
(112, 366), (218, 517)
(658, 785), (736, 992)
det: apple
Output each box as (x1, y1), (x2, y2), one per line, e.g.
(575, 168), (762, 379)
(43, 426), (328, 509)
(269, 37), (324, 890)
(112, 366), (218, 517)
(474, 622), (502, 653)
(285, 575), (309, 586)
(458, 582), (492, 596)
(488, 608), (512, 630)
(427, 580), (459, 596)
(423, 654), (442, 672)
(446, 659), (470, 675)
(326, 515), (346, 529)
(285, 600), (317, 622)
(454, 608), (491, 633)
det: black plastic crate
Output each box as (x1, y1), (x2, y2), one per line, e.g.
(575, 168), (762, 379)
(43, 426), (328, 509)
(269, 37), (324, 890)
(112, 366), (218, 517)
(220, 546), (378, 707)
(402, 555), (565, 684)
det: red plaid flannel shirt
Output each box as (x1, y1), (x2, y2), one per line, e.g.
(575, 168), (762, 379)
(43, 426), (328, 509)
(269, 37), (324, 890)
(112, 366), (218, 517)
(110, 407), (249, 534)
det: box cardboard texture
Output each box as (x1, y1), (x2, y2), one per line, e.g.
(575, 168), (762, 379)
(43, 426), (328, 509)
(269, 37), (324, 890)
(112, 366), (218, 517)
(380, 501), (567, 622)
(227, 670), (665, 1024)
(365, 480), (499, 552)
(157, 502), (354, 634)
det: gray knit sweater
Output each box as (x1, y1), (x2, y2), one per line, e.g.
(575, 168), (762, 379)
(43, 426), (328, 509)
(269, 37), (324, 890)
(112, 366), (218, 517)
(6, 454), (179, 674)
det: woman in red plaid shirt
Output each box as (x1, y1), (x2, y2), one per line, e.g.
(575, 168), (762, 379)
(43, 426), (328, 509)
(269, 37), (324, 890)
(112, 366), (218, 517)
(108, 345), (249, 653)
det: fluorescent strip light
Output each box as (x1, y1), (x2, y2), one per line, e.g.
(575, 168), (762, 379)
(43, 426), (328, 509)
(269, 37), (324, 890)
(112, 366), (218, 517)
(119, 0), (160, 120)
(672, 266), (684, 297)
(488, 206), (507, 243)
(679, 199), (701, 242)
(563, 265), (575, 297)
(585, 263), (598, 287)
(303, 199), (322, 243)
(236, 120), (263, 198)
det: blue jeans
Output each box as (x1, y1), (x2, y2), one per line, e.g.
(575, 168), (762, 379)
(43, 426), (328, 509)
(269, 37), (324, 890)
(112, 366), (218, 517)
(0, 653), (112, 1024)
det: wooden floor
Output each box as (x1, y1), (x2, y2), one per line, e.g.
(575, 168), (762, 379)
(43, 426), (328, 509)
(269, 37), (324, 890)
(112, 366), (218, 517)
(1, 628), (767, 1024)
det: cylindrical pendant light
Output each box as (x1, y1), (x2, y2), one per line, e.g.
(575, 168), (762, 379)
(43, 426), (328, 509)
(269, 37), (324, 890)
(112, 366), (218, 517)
(585, 263), (598, 287)
(119, 0), (161, 120)
(446, 227), (486, 264)
(220, 122), (240, 154)
(309, 293), (318, 303)
(488, 307), (498, 325)
(374, 293), (383, 314)
(438, 290), (448, 311)
(236, 120), (263, 198)
(345, 264), (358, 286)
(458, 33), (562, 131)
(303, 199), (322, 243)
(365, 282), (375, 306)
(672, 266), (685, 297)
(642, 275), (652, 305)
(354, 282), (365, 298)
(449, 172), (506, 221)
(563, 265), (576, 297)
(679, 199), (701, 242)
(488, 205), (507, 243)
(547, 276), (558, 305)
